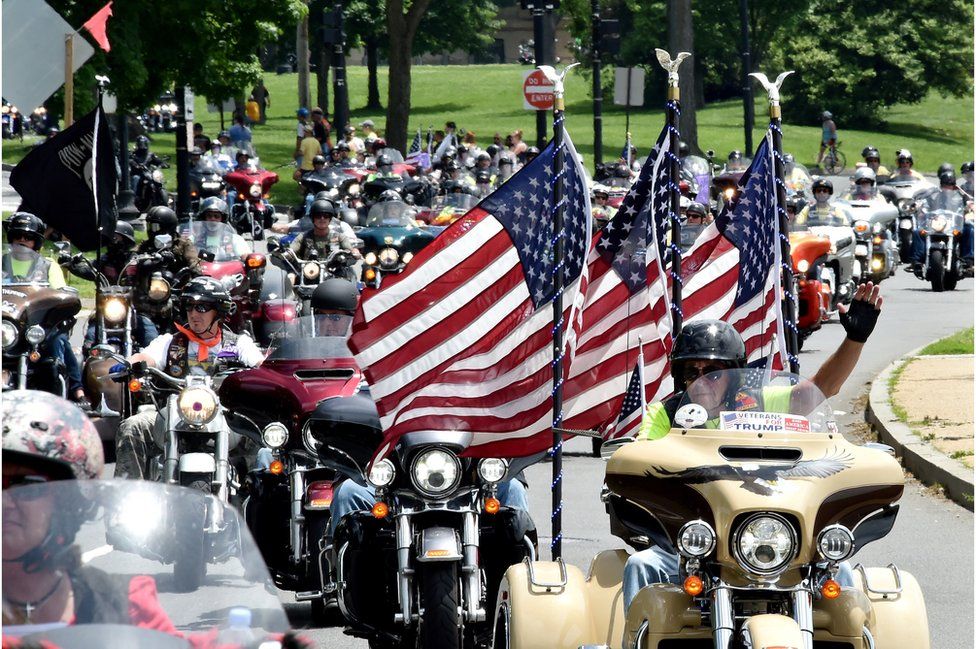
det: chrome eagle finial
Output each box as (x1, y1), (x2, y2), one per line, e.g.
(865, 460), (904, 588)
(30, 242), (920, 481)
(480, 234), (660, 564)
(654, 49), (691, 87)
(537, 62), (580, 98)
(749, 71), (794, 105)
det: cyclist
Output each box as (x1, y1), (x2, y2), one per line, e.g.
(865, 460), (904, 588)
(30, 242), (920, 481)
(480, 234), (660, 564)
(816, 111), (837, 168)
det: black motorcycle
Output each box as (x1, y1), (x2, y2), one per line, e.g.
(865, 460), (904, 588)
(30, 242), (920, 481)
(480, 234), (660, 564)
(131, 157), (171, 214)
(331, 432), (538, 648)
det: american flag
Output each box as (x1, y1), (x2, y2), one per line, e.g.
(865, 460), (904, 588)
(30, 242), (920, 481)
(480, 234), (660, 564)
(349, 132), (592, 460)
(680, 131), (787, 367)
(561, 125), (674, 438)
(408, 128), (422, 154)
(606, 349), (646, 440)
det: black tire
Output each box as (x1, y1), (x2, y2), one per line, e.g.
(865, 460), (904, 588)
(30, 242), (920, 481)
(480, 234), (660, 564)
(929, 250), (946, 292)
(173, 478), (210, 592)
(493, 602), (511, 649)
(825, 149), (846, 175)
(898, 231), (914, 263)
(418, 563), (462, 649)
(310, 597), (345, 627)
(945, 273), (958, 291)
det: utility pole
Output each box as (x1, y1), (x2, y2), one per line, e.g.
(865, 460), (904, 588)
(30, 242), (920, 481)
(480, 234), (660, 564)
(175, 86), (191, 221)
(523, 1), (559, 148)
(329, 1), (350, 131)
(739, 0), (754, 156)
(590, 0), (603, 166)
(297, 12), (311, 109)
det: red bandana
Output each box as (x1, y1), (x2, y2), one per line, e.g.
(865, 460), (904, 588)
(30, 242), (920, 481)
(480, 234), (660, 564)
(175, 323), (222, 362)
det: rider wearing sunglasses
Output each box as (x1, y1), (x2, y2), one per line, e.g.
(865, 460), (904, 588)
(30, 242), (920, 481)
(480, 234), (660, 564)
(110, 276), (264, 479)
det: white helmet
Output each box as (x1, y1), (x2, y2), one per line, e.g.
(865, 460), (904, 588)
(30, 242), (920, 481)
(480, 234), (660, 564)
(853, 167), (877, 185)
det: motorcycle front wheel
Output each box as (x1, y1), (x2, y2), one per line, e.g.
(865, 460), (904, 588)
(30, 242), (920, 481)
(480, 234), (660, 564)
(418, 562), (462, 649)
(929, 250), (946, 292)
(173, 478), (210, 592)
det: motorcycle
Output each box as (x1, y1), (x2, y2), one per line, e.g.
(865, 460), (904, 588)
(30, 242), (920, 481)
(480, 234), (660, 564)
(1, 244), (81, 396)
(914, 190), (969, 292)
(330, 433), (537, 648)
(188, 157), (227, 215)
(298, 167), (362, 218)
(787, 224), (832, 348)
(844, 198), (899, 284)
(416, 191), (479, 227)
(797, 204), (858, 313)
(225, 166), (279, 240)
(358, 200), (437, 289)
(131, 157), (171, 214)
(497, 369), (930, 649)
(268, 238), (360, 308)
(3, 480), (292, 645)
(877, 174), (933, 263)
(220, 311), (373, 624)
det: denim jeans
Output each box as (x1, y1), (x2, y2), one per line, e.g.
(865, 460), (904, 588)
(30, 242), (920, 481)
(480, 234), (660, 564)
(326, 477), (529, 538)
(51, 332), (83, 393)
(912, 222), (974, 263)
(85, 314), (159, 350)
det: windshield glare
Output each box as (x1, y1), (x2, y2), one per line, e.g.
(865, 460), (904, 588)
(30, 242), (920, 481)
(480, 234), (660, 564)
(2, 244), (48, 285)
(800, 205), (851, 228)
(676, 369), (835, 433)
(267, 316), (354, 359)
(366, 202), (417, 227)
(182, 222), (248, 261)
(1, 480), (289, 639)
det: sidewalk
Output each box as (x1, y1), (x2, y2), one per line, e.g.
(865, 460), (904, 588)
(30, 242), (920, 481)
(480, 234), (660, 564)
(866, 347), (974, 510)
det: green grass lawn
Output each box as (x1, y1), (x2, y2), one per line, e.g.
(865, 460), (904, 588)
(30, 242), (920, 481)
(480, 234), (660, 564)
(4, 64), (973, 206)
(918, 327), (974, 356)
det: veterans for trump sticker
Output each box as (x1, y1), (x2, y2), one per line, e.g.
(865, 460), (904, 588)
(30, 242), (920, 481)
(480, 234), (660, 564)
(719, 411), (811, 433)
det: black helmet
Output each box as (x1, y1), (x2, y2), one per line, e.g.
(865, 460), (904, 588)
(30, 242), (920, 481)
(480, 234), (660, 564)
(861, 145), (880, 160)
(962, 161), (974, 174)
(614, 163), (631, 179)
(785, 195), (800, 212)
(498, 153), (515, 167)
(937, 162), (954, 177)
(476, 152), (491, 163)
(678, 140), (690, 157)
(180, 276), (235, 317)
(486, 144), (500, 158)
(728, 150), (743, 162)
(135, 135), (149, 150)
(335, 141), (351, 153)
(525, 146), (540, 157)
(441, 146), (458, 162)
(310, 278), (359, 314)
(939, 170), (957, 187)
(4, 212), (46, 248)
(670, 320), (747, 386)
(376, 153), (393, 169)
(113, 221), (136, 247)
(812, 178), (833, 194)
(312, 154), (327, 166)
(475, 170), (492, 184)
(146, 205), (178, 235)
(196, 196), (229, 222)
(443, 159), (459, 173)
(895, 148), (913, 163)
(309, 198), (338, 218)
(377, 189), (402, 203)
(685, 201), (708, 219)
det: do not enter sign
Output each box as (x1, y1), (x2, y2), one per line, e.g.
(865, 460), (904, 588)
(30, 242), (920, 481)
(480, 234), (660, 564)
(522, 69), (554, 110)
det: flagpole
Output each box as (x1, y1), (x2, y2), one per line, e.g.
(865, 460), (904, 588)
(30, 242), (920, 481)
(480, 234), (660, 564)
(655, 49), (691, 337)
(93, 75), (110, 345)
(750, 71), (799, 373)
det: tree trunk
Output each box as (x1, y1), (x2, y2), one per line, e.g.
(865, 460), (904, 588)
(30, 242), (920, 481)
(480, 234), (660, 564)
(316, 48), (330, 116)
(667, 0), (699, 154)
(384, 0), (432, 152)
(297, 11), (311, 109)
(366, 36), (382, 110)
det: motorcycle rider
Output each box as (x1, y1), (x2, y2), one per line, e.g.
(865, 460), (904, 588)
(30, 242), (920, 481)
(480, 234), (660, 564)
(142, 205), (200, 278)
(910, 170), (974, 270)
(816, 110), (837, 168)
(111, 276), (264, 480)
(845, 166), (884, 202)
(496, 153), (517, 186)
(290, 198), (362, 267)
(129, 135), (164, 192)
(726, 150), (746, 173)
(891, 149), (925, 181)
(3, 213), (87, 407)
(683, 200), (710, 226)
(624, 283), (883, 609)
(782, 153), (811, 195)
(366, 153), (405, 182)
(796, 178), (849, 226)
(960, 161), (974, 195)
(192, 197), (250, 259)
(591, 184), (616, 231)
(860, 146), (890, 179)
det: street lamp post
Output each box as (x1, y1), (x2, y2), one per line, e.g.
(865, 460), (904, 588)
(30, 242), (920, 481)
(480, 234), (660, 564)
(739, 0), (754, 157)
(590, 0), (602, 166)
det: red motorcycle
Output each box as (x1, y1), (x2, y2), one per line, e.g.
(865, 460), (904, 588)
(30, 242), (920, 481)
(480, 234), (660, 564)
(219, 311), (381, 624)
(183, 221), (298, 345)
(225, 167), (279, 240)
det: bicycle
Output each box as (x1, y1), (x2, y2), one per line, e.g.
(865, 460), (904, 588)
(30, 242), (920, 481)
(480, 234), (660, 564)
(821, 140), (847, 175)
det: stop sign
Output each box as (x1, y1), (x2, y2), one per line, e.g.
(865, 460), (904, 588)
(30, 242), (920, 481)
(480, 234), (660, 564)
(522, 69), (554, 110)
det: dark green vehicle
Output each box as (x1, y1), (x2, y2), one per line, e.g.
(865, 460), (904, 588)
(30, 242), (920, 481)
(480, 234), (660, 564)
(358, 201), (439, 288)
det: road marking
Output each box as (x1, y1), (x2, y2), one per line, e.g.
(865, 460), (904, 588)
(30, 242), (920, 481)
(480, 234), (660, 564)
(81, 544), (113, 563)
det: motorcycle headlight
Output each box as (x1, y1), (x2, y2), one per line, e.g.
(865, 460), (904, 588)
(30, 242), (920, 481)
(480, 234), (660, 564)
(931, 216), (947, 232)
(677, 520), (717, 558)
(2, 320), (19, 350)
(378, 247), (399, 268)
(102, 297), (128, 324)
(368, 459), (396, 487)
(853, 220), (869, 233)
(25, 325), (45, 346)
(167, 102), (178, 112)
(411, 448), (461, 498)
(402, 252), (414, 264)
(249, 183), (262, 198)
(723, 187), (736, 201)
(303, 262), (320, 281)
(817, 524), (855, 562)
(177, 386), (219, 425)
(152, 104), (161, 112)
(262, 422), (289, 448)
(733, 513), (797, 576)
(151, 169), (165, 184)
(148, 276), (171, 301)
(796, 259), (810, 274)
(477, 458), (508, 484)
(872, 222), (883, 233)
(364, 252), (377, 266)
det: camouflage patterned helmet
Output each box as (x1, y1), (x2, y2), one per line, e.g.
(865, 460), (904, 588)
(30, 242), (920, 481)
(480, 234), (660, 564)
(2, 390), (104, 480)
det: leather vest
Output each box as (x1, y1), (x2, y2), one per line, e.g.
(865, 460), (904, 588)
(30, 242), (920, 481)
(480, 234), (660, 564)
(165, 328), (239, 378)
(2, 253), (50, 283)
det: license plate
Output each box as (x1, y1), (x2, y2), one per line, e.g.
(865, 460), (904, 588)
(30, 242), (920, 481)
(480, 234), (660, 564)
(855, 244), (868, 256)
(900, 219), (913, 229)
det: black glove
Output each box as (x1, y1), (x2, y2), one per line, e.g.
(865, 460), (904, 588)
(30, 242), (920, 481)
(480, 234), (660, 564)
(840, 298), (880, 343)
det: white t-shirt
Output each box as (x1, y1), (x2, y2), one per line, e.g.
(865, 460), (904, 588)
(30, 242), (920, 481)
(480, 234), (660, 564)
(143, 331), (264, 376)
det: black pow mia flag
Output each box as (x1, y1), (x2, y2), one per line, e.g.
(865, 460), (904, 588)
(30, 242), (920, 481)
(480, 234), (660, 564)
(10, 104), (117, 252)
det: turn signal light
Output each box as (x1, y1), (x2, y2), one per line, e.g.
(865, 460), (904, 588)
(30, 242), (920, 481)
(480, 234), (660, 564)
(484, 497), (501, 514)
(821, 579), (841, 599)
(269, 460), (284, 475)
(425, 549), (450, 558)
(246, 253), (266, 269)
(372, 502), (389, 519)
(683, 575), (704, 596)
(919, 229), (927, 237)
(873, 235), (883, 244)
(28, 351), (41, 362)
(953, 229), (961, 237)
(128, 378), (142, 393)
(365, 268), (376, 281)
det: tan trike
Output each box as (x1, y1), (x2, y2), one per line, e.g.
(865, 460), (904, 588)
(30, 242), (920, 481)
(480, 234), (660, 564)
(494, 370), (929, 649)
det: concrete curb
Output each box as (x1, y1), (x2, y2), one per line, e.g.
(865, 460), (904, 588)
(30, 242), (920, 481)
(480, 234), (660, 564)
(865, 344), (975, 510)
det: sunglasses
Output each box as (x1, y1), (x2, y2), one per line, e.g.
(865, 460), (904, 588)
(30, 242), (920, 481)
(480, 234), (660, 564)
(188, 303), (217, 313)
(2, 472), (52, 494)
(312, 213), (332, 220)
(682, 364), (727, 383)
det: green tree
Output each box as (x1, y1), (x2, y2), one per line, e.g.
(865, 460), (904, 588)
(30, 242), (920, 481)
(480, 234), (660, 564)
(781, 0), (973, 125)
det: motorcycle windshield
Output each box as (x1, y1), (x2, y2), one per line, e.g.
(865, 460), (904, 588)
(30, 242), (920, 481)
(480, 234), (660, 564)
(266, 315), (353, 360)
(679, 223), (706, 249)
(377, 148), (405, 164)
(681, 155), (709, 177)
(2, 480), (289, 645)
(2, 245), (49, 286)
(366, 202), (419, 227)
(606, 176), (631, 188)
(181, 222), (249, 262)
(433, 193), (478, 212)
(800, 206), (850, 228)
(306, 169), (347, 188)
(675, 369), (835, 434)
(922, 190), (965, 215)
(190, 157), (221, 176)
(920, 208), (965, 234)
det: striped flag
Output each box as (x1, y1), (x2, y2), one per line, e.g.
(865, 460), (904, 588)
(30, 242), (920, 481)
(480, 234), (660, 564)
(606, 347), (646, 440)
(349, 133), (592, 460)
(680, 130), (787, 367)
(562, 125), (674, 439)
(408, 128), (422, 154)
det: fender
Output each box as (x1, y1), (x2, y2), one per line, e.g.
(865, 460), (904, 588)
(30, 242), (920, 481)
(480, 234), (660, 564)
(740, 613), (805, 648)
(416, 526), (462, 562)
(179, 452), (216, 474)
